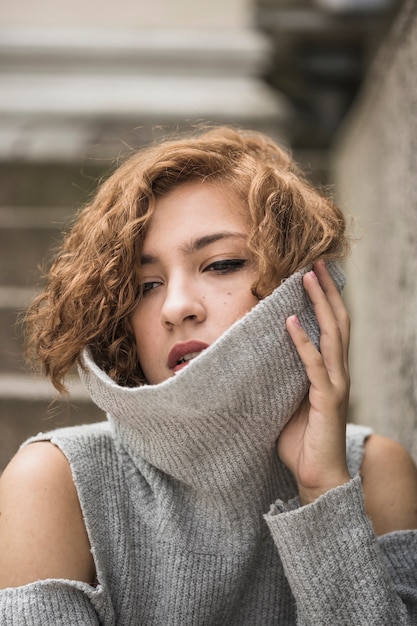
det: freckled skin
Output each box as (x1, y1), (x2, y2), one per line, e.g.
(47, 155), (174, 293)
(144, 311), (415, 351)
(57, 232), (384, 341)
(131, 181), (259, 385)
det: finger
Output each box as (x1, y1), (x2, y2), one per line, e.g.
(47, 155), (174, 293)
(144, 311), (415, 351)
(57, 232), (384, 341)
(313, 261), (350, 364)
(286, 314), (332, 391)
(286, 315), (350, 424)
(302, 270), (345, 376)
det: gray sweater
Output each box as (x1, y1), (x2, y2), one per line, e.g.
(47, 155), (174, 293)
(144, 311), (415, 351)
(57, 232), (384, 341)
(1, 263), (417, 625)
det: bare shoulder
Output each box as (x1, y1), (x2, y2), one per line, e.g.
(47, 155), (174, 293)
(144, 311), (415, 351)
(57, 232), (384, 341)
(0, 441), (95, 589)
(361, 433), (417, 535)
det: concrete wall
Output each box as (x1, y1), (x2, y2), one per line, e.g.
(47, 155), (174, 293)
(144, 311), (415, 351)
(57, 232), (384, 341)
(334, 0), (417, 460)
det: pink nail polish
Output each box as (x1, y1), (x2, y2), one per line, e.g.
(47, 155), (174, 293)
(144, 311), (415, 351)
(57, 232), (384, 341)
(310, 270), (318, 281)
(292, 315), (301, 328)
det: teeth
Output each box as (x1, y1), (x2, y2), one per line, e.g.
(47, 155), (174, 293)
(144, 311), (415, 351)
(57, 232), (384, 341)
(177, 351), (200, 365)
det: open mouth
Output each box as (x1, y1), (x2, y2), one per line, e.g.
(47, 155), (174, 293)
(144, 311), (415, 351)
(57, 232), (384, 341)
(168, 340), (209, 372)
(176, 351), (201, 366)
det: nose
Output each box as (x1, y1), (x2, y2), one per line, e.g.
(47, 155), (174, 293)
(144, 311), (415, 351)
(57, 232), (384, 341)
(161, 276), (206, 328)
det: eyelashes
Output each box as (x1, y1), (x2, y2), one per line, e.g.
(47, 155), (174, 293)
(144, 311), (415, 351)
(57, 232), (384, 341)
(141, 281), (162, 295)
(203, 259), (248, 274)
(139, 258), (248, 297)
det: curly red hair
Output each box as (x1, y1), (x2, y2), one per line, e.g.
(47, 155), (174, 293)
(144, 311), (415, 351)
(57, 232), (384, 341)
(25, 126), (349, 392)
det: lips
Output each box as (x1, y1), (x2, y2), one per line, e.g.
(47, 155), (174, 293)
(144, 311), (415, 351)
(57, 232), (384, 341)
(168, 340), (209, 372)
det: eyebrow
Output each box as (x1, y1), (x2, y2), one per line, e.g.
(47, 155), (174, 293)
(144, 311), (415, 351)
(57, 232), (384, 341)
(140, 231), (247, 265)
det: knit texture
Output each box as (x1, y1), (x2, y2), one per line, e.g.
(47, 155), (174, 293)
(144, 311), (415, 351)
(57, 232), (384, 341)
(79, 262), (345, 524)
(266, 476), (416, 624)
(1, 261), (417, 624)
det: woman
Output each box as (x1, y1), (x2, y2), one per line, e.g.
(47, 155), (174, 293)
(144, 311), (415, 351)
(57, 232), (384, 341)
(1, 127), (416, 624)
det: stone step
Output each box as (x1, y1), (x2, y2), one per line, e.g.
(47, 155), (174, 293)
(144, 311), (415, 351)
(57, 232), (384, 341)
(0, 162), (106, 290)
(0, 162), (109, 472)
(0, 373), (105, 472)
(0, 304), (25, 373)
(0, 207), (73, 286)
(0, 162), (105, 207)
(0, 286), (37, 372)
(0, 28), (286, 162)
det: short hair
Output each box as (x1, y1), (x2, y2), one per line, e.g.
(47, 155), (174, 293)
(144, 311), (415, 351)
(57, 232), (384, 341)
(25, 126), (349, 392)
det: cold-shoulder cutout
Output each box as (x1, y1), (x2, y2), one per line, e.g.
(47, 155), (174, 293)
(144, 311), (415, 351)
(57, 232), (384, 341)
(361, 434), (417, 536)
(0, 441), (95, 589)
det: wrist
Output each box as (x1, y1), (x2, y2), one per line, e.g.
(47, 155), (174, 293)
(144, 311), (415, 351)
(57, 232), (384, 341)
(298, 472), (351, 506)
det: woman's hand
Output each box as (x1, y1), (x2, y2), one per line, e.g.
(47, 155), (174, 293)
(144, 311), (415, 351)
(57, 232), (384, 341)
(277, 260), (351, 505)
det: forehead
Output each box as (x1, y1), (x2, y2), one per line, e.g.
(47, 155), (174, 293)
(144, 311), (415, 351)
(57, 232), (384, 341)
(143, 181), (249, 247)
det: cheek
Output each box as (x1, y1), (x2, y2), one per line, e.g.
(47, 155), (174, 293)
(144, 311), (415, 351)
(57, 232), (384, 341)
(130, 311), (142, 347)
(131, 309), (153, 357)
(217, 289), (258, 325)
(134, 328), (165, 383)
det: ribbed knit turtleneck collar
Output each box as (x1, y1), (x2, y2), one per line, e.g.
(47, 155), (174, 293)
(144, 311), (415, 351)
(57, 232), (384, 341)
(79, 262), (345, 522)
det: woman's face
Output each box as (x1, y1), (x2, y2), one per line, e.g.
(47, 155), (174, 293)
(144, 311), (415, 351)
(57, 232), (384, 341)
(131, 180), (259, 384)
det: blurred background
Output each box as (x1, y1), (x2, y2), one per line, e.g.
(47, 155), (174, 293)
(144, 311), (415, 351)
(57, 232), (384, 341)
(1, 0), (416, 470)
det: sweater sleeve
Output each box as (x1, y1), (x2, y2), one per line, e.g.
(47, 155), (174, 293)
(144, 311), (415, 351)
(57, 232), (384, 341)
(264, 475), (417, 625)
(0, 579), (115, 625)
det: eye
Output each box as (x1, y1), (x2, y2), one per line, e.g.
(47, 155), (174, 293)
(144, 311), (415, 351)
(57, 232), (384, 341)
(140, 280), (162, 296)
(204, 259), (247, 274)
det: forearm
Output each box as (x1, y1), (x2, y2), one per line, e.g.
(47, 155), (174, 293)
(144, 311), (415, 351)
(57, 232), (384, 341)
(265, 476), (417, 625)
(0, 579), (113, 626)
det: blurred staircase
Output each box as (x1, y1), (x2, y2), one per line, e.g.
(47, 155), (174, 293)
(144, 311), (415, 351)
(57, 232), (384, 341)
(0, 26), (289, 472)
(0, 162), (106, 471)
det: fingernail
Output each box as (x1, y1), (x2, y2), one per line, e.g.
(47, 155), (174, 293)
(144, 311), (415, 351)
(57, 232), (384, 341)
(310, 270), (318, 281)
(291, 315), (301, 328)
